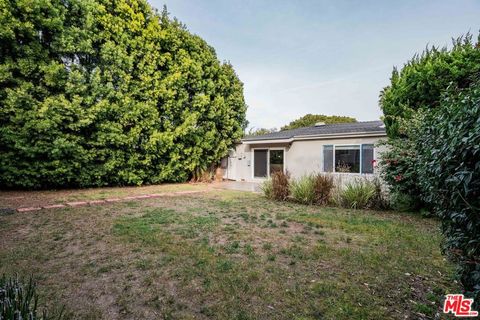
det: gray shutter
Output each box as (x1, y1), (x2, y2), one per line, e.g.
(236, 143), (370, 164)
(323, 145), (333, 172)
(361, 144), (374, 174)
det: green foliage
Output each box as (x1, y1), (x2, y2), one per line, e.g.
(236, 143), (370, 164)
(0, 1), (247, 188)
(312, 174), (334, 205)
(389, 192), (416, 212)
(270, 171), (290, 201)
(290, 175), (316, 204)
(0, 274), (62, 319)
(378, 137), (423, 209)
(369, 177), (390, 210)
(260, 179), (273, 199)
(412, 82), (480, 305)
(338, 179), (375, 210)
(280, 114), (356, 131)
(379, 31), (480, 303)
(379, 33), (480, 208)
(246, 127), (278, 136)
(380, 33), (480, 138)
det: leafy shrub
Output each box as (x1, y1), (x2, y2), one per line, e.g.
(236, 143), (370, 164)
(369, 177), (390, 210)
(379, 34), (480, 208)
(379, 31), (480, 304)
(271, 171), (290, 201)
(413, 81), (480, 306)
(389, 192), (416, 212)
(312, 174), (334, 205)
(260, 179), (273, 199)
(191, 164), (215, 182)
(0, 274), (62, 319)
(380, 34), (480, 138)
(0, 1), (247, 189)
(290, 175), (315, 204)
(339, 179), (375, 209)
(378, 137), (424, 210)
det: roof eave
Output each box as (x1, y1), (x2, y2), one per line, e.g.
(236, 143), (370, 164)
(293, 131), (387, 141)
(242, 138), (294, 145)
(241, 131), (386, 144)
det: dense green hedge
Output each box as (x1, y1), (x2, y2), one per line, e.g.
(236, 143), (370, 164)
(414, 83), (480, 304)
(379, 32), (480, 305)
(379, 34), (480, 207)
(380, 34), (480, 138)
(0, 0), (247, 188)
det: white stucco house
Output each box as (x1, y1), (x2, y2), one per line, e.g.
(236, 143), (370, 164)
(223, 121), (387, 182)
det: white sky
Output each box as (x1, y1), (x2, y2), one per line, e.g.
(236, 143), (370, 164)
(152, 0), (480, 129)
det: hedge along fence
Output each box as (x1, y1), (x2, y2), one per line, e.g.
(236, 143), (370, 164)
(0, 0), (247, 189)
(412, 82), (480, 307)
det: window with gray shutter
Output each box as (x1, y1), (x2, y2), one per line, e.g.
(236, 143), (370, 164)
(323, 145), (333, 172)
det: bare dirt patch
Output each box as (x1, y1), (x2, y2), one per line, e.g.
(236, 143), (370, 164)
(0, 183), (209, 208)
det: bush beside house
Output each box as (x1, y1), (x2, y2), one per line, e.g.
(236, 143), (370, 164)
(379, 33), (480, 306)
(0, 0), (247, 189)
(413, 82), (480, 306)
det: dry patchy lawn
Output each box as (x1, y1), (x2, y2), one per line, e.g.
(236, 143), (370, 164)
(0, 185), (457, 319)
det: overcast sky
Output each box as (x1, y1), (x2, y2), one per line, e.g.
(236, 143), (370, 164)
(150, 0), (479, 129)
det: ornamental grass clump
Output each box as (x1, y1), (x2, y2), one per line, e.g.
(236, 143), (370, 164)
(290, 175), (316, 205)
(339, 179), (376, 209)
(260, 179), (273, 199)
(0, 274), (62, 320)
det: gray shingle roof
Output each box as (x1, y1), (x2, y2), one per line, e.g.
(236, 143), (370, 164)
(243, 120), (386, 141)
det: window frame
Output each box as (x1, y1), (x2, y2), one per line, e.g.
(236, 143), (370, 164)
(323, 144), (375, 174)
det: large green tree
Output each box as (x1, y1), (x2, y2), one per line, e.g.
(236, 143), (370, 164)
(380, 34), (480, 138)
(379, 34), (480, 207)
(0, 0), (247, 188)
(280, 114), (356, 131)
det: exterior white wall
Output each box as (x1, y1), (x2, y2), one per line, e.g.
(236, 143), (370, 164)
(224, 136), (387, 182)
(223, 143), (253, 181)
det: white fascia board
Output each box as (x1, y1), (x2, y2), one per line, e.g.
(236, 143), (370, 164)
(242, 132), (386, 144)
(242, 138), (293, 145)
(293, 132), (387, 141)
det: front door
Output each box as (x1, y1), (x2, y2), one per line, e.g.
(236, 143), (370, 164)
(253, 149), (268, 178)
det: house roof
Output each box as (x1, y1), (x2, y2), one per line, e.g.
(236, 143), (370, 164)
(242, 120), (386, 142)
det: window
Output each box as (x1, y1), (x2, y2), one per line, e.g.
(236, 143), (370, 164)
(253, 149), (285, 178)
(323, 144), (374, 174)
(335, 145), (360, 173)
(269, 150), (284, 175)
